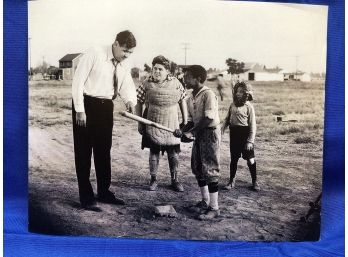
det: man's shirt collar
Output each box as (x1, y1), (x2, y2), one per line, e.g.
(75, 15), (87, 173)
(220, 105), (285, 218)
(107, 45), (123, 67)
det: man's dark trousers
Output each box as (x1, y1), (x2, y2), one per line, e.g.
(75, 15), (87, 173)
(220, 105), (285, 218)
(72, 95), (114, 205)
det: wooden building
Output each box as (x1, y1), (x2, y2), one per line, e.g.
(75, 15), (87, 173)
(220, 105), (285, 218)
(58, 53), (82, 80)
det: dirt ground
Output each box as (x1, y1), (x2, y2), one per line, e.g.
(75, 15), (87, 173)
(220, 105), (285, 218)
(28, 80), (323, 241)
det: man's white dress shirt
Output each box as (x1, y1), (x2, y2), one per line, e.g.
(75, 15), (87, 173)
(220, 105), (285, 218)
(72, 45), (137, 113)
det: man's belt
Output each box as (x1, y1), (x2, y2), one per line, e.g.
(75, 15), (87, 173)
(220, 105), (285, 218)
(84, 94), (112, 103)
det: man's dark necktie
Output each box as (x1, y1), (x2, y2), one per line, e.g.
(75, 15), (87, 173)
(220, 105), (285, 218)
(112, 58), (119, 100)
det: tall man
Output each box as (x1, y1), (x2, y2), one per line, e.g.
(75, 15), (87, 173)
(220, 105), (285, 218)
(72, 30), (137, 211)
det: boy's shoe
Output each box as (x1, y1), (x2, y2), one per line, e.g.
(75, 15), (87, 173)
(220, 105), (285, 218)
(187, 200), (209, 213)
(252, 182), (261, 191)
(149, 179), (158, 191)
(171, 179), (184, 192)
(197, 206), (220, 220)
(222, 180), (235, 191)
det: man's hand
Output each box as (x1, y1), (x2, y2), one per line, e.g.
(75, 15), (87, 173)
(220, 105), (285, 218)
(245, 142), (254, 151)
(76, 112), (86, 127)
(180, 121), (194, 133)
(125, 101), (135, 114)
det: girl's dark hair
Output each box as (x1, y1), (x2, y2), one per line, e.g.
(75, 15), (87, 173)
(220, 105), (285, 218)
(152, 55), (171, 70)
(116, 30), (136, 49)
(233, 81), (253, 106)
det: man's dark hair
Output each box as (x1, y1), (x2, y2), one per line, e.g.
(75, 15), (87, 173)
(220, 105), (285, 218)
(186, 65), (207, 83)
(152, 55), (171, 70)
(116, 30), (136, 49)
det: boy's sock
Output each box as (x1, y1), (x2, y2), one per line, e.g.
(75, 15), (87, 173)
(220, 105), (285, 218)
(200, 185), (210, 204)
(209, 192), (219, 210)
(208, 182), (219, 210)
(248, 161), (257, 183)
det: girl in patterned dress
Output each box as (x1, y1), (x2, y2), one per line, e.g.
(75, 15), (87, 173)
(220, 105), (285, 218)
(136, 55), (188, 192)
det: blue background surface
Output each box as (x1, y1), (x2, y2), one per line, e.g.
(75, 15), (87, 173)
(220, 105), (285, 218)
(4, 0), (344, 256)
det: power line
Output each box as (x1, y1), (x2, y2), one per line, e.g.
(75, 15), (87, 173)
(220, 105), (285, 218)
(294, 55), (299, 78)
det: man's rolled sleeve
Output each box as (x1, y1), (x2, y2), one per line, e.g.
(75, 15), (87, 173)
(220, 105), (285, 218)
(119, 71), (137, 106)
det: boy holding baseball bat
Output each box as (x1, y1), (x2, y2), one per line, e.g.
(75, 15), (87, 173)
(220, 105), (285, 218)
(174, 65), (221, 220)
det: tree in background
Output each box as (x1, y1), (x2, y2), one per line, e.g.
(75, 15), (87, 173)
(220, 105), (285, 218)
(226, 58), (245, 75)
(131, 67), (140, 79)
(47, 66), (60, 79)
(32, 60), (50, 74)
(144, 63), (152, 73)
(170, 61), (177, 75)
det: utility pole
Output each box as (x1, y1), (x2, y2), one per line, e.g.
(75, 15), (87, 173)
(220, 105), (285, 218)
(182, 43), (190, 65)
(295, 55), (298, 80)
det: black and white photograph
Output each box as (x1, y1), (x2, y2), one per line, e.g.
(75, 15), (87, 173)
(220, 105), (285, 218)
(28, 0), (327, 241)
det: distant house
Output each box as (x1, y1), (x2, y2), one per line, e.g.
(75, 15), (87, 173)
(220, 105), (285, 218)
(216, 70), (232, 81)
(59, 53), (82, 80)
(282, 70), (311, 82)
(239, 63), (284, 81)
(206, 69), (227, 81)
(31, 72), (44, 81)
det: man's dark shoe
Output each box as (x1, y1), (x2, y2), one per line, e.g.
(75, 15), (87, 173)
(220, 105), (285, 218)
(98, 191), (126, 205)
(171, 179), (184, 192)
(81, 201), (102, 212)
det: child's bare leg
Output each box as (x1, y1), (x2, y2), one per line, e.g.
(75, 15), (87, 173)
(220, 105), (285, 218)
(229, 157), (238, 184)
(247, 158), (260, 191)
(223, 157), (238, 190)
(167, 149), (184, 192)
(149, 150), (159, 191)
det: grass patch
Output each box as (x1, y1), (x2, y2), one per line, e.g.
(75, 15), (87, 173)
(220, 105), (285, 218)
(272, 110), (285, 116)
(59, 99), (72, 110)
(278, 126), (303, 135)
(60, 104), (72, 110)
(313, 123), (321, 130)
(294, 136), (312, 144)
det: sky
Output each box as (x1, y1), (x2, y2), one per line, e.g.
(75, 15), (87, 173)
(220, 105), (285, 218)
(29, 0), (328, 73)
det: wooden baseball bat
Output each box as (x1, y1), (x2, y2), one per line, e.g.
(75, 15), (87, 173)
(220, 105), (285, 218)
(119, 111), (175, 133)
